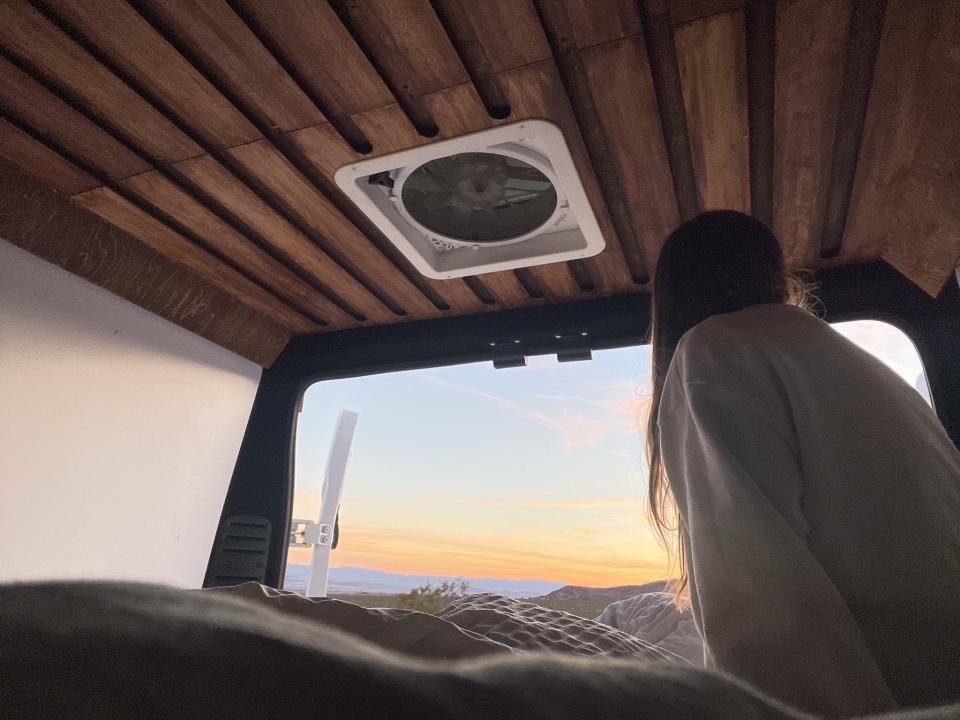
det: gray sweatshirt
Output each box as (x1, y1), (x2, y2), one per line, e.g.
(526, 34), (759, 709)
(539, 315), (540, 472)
(659, 304), (960, 717)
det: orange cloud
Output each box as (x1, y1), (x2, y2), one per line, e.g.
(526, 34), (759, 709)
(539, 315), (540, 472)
(288, 521), (671, 588)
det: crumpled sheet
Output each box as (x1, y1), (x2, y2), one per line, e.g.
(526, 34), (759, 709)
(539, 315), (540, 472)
(205, 582), (513, 660)
(594, 591), (705, 666)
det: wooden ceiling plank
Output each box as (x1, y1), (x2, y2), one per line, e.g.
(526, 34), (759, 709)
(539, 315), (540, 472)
(818, 0), (887, 259)
(841, 0), (938, 265)
(328, 0), (449, 137)
(119, 170), (354, 326)
(0, 55), (149, 182)
(670, 0), (746, 25)
(72, 186), (318, 334)
(675, 9), (750, 213)
(0, 0), (200, 163)
(0, 117), (100, 196)
(878, 0), (960, 295)
(581, 36), (681, 276)
(562, 0), (641, 48)
(131, 0), (325, 133)
(639, 0), (702, 222)
(744, 0), (775, 225)
(40, 0), (261, 148)
(227, 0), (379, 154)
(228, 139), (444, 319)
(174, 154), (394, 324)
(475, 270), (539, 306)
(534, 0), (650, 285)
(561, 0), (744, 49)
(0, 161), (291, 365)
(772, 0), (851, 269)
(430, 0), (512, 119)
(445, 0), (551, 74)
(230, 0), (393, 118)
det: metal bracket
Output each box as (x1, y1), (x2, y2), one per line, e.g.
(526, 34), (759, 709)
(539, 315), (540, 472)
(490, 339), (526, 369)
(555, 332), (592, 363)
(289, 518), (337, 549)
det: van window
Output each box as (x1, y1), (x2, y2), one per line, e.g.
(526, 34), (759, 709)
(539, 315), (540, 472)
(284, 318), (930, 614)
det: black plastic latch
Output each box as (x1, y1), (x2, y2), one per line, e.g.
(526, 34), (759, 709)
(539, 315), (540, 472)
(555, 332), (592, 363)
(490, 339), (526, 369)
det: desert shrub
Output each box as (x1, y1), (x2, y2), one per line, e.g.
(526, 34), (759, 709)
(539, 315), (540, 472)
(396, 579), (470, 614)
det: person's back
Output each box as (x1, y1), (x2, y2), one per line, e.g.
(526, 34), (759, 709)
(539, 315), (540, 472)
(644, 210), (960, 717)
(659, 303), (960, 712)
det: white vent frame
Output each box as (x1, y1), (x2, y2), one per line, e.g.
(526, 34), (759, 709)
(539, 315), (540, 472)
(334, 120), (606, 279)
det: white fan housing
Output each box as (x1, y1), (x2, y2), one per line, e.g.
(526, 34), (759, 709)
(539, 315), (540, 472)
(334, 120), (606, 279)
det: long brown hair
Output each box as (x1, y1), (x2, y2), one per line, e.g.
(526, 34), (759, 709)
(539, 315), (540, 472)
(645, 211), (803, 599)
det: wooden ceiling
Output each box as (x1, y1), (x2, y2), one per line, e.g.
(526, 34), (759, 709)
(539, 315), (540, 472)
(0, 0), (957, 366)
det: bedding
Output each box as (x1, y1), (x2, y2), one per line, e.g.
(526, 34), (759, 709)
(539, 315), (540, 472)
(4, 582), (959, 719)
(595, 591), (705, 666)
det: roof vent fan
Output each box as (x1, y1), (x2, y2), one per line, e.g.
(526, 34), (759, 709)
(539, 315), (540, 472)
(335, 120), (605, 279)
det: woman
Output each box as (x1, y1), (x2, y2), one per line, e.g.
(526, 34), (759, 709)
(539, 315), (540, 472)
(646, 211), (960, 717)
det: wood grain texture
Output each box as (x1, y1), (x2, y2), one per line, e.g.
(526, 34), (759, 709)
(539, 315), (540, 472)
(72, 186), (317, 334)
(231, 0), (393, 116)
(453, 0), (550, 73)
(119, 170), (352, 326)
(562, 0), (743, 48)
(772, 0), (851, 269)
(228, 139), (443, 319)
(819, 0), (887, 258)
(744, 0), (776, 225)
(328, 0), (457, 136)
(670, 0), (745, 25)
(173, 154), (394, 323)
(0, 161), (290, 366)
(430, 0), (512, 118)
(0, 117), (100, 195)
(562, 0), (641, 48)
(582, 36), (681, 268)
(842, 0), (938, 263)
(340, 0), (469, 96)
(879, 0), (960, 296)
(43, 0), (260, 148)
(134, 0), (325, 133)
(640, 0), (702, 222)
(675, 9), (750, 212)
(0, 0), (200, 162)
(0, 55), (149, 182)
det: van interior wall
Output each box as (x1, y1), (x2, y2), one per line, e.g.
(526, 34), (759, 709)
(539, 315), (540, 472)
(0, 239), (261, 587)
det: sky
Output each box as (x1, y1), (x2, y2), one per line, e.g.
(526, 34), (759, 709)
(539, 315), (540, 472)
(287, 319), (928, 588)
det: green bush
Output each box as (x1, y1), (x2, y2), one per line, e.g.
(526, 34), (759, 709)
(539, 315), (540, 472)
(396, 579), (470, 614)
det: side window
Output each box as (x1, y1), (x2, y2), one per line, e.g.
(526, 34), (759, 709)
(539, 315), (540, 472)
(831, 320), (933, 408)
(285, 347), (667, 618)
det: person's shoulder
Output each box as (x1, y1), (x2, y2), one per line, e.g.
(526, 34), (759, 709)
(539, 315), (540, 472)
(671, 304), (814, 380)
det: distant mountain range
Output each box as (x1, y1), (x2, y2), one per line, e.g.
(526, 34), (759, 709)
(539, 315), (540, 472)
(283, 564), (566, 598)
(538, 580), (667, 604)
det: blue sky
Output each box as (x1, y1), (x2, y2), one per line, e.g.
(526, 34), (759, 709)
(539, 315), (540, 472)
(288, 319), (927, 586)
